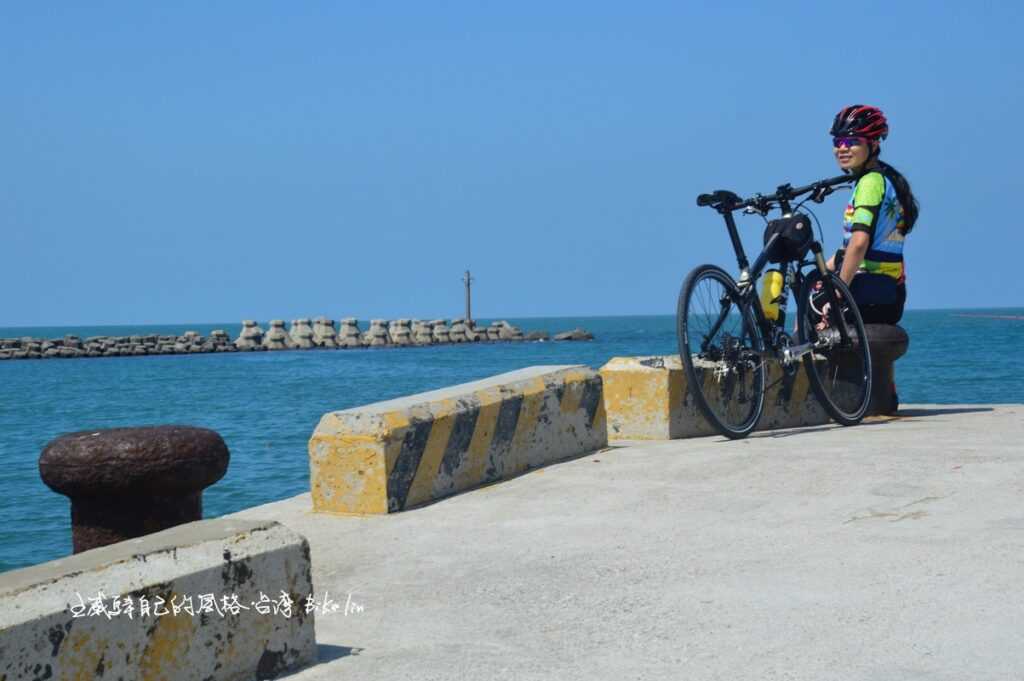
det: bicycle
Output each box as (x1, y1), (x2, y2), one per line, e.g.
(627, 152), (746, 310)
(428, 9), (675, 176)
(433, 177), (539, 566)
(676, 175), (872, 439)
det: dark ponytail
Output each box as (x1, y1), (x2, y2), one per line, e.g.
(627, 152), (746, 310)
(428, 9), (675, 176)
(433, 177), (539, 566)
(876, 160), (919, 234)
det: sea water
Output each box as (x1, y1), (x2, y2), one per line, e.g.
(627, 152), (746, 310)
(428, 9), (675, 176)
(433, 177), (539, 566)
(1, 310), (1022, 573)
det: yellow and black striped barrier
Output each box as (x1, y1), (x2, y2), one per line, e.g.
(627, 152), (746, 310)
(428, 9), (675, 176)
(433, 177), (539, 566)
(599, 355), (830, 440)
(308, 366), (607, 514)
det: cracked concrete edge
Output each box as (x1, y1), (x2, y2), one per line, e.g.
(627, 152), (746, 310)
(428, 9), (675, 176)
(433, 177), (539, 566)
(600, 355), (829, 440)
(0, 518), (317, 681)
(309, 365), (608, 514)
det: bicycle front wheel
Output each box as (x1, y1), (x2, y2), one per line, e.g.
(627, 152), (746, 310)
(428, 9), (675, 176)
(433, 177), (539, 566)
(677, 264), (766, 439)
(796, 270), (872, 425)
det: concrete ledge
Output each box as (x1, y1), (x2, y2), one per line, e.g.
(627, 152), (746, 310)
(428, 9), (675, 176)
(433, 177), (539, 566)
(0, 519), (316, 681)
(309, 365), (608, 514)
(600, 355), (829, 440)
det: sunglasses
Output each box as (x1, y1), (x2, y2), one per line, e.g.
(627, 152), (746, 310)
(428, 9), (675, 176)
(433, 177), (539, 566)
(833, 136), (868, 149)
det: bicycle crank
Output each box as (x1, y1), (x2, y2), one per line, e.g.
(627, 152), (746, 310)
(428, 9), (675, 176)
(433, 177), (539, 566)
(781, 340), (817, 364)
(783, 327), (862, 364)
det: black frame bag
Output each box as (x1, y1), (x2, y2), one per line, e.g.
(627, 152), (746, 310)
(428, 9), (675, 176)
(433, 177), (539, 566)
(763, 215), (812, 264)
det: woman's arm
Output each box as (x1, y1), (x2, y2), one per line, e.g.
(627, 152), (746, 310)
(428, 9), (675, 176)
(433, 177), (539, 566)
(840, 231), (870, 285)
(839, 172), (884, 283)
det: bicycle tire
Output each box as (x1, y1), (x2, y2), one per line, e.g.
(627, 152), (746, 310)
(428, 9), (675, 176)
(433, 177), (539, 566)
(796, 270), (872, 425)
(677, 264), (766, 439)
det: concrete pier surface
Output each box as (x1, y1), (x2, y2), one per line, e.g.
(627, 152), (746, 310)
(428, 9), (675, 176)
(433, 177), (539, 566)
(232, 404), (1022, 681)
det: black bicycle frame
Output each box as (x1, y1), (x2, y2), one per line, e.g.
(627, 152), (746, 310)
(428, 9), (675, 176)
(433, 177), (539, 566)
(695, 174), (859, 358)
(703, 213), (854, 357)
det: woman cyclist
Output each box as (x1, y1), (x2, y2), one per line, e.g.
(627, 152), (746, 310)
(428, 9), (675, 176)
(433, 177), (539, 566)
(827, 105), (919, 323)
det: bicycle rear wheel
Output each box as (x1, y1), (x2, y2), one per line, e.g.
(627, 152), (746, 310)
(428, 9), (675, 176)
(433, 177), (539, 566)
(796, 270), (872, 425)
(677, 264), (766, 439)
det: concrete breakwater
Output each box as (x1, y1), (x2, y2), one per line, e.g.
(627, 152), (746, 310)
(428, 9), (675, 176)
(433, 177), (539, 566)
(0, 344), (911, 679)
(0, 319), (590, 360)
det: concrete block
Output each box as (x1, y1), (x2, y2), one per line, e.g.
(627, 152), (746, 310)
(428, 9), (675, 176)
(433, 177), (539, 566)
(263, 320), (294, 350)
(338, 318), (362, 348)
(309, 365), (608, 514)
(430, 319), (450, 344)
(0, 519), (316, 681)
(312, 317), (339, 348)
(363, 319), (390, 347)
(411, 320), (434, 345)
(600, 355), (829, 440)
(388, 320), (413, 346)
(289, 318), (316, 349)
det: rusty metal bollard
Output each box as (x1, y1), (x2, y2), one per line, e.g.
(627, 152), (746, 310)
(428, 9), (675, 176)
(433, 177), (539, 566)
(39, 425), (229, 553)
(837, 324), (910, 416)
(863, 324), (910, 416)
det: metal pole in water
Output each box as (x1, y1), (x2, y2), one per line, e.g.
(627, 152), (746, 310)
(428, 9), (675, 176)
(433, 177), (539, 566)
(463, 269), (474, 325)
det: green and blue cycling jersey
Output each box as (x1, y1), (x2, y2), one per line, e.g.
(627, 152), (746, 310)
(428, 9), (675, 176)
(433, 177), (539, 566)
(842, 170), (906, 283)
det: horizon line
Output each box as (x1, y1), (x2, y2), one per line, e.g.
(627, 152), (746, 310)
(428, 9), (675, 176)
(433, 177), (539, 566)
(2, 305), (1023, 331)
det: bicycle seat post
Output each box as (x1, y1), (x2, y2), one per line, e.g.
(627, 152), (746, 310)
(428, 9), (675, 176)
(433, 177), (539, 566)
(720, 209), (751, 284)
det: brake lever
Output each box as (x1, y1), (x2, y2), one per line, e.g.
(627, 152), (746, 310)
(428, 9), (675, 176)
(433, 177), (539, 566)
(743, 193), (770, 215)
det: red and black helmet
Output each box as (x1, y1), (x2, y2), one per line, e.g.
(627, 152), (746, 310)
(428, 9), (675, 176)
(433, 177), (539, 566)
(830, 105), (889, 141)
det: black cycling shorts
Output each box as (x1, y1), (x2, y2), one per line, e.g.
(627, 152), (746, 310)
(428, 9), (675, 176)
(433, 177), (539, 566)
(850, 272), (906, 324)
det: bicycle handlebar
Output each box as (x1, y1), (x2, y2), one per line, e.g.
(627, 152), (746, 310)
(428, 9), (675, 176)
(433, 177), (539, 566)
(696, 174), (852, 212)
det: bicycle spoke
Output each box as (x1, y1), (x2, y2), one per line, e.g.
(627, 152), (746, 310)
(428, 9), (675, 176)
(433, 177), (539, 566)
(797, 271), (872, 424)
(678, 268), (765, 437)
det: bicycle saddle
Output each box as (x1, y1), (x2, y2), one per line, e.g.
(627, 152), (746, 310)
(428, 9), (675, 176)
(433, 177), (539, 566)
(696, 190), (742, 208)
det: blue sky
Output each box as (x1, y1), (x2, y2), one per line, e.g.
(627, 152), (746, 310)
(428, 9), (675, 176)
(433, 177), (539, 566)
(3, 1), (1022, 326)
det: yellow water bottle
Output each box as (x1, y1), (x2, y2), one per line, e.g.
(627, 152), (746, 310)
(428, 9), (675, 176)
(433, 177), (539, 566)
(760, 269), (784, 321)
